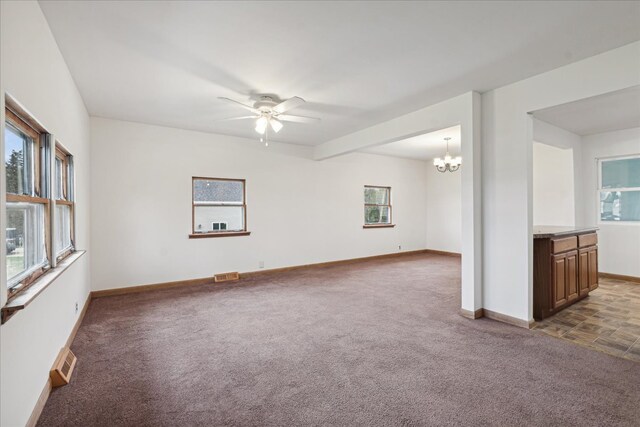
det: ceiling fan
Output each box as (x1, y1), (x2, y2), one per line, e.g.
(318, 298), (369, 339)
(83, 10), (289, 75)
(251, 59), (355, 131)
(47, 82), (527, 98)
(217, 95), (320, 144)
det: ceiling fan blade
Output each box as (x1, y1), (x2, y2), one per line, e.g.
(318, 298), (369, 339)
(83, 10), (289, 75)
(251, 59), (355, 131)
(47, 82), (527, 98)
(276, 114), (320, 123)
(272, 96), (305, 114)
(218, 97), (260, 114)
(269, 118), (283, 133)
(214, 115), (256, 122)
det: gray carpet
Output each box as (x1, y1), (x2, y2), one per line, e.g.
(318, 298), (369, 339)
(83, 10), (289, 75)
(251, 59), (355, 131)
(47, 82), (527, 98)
(38, 253), (640, 426)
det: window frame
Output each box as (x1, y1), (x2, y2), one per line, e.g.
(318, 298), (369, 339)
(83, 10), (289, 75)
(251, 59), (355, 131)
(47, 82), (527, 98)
(211, 222), (228, 231)
(5, 107), (51, 298)
(363, 185), (395, 228)
(189, 177), (250, 238)
(54, 142), (75, 261)
(597, 155), (640, 225)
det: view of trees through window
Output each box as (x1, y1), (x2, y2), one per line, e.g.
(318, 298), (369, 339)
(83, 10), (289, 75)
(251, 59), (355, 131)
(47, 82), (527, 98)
(5, 123), (31, 281)
(364, 186), (391, 225)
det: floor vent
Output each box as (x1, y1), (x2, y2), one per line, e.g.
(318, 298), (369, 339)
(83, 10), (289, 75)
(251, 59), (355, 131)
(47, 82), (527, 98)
(50, 347), (77, 387)
(214, 272), (240, 283)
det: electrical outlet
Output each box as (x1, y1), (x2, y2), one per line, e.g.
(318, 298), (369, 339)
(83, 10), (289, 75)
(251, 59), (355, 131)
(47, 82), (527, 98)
(75, 302), (78, 314)
(259, 261), (264, 269)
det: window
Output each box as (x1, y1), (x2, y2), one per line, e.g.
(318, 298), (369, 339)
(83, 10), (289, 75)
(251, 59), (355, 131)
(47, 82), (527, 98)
(4, 105), (77, 300)
(190, 177), (250, 238)
(54, 144), (75, 259)
(5, 108), (49, 295)
(598, 156), (640, 223)
(211, 222), (228, 231)
(364, 185), (394, 227)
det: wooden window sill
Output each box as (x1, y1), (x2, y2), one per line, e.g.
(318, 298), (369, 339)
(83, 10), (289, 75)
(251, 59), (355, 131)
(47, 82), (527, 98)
(363, 224), (396, 229)
(189, 231), (251, 239)
(1, 250), (86, 324)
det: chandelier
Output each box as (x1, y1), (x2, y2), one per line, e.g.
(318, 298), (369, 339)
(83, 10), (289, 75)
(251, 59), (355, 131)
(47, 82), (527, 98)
(433, 137), (461, 173)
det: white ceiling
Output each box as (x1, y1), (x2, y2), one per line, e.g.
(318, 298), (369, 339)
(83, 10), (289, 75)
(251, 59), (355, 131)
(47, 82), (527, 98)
(39, 1), (640, 146)
(533, 86), (640, 136)
(363, 126), (461, 161)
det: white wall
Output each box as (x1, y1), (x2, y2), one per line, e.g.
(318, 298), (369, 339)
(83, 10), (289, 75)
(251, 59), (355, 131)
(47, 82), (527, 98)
(532, 118), (584, 225)
(482, 41), (640, 323)
(425, 165), (461, 253)
(581, 127), (640, 277)
(532, 142), (575, 226)
(0, 2), (91, 426)
(90, 117), (428, 291)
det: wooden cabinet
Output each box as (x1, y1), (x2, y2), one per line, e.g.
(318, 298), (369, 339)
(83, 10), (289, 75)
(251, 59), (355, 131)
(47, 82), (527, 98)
(533, 229), (598, 320)
(588, 246), (599, 291)
(551, 250), (578, 309)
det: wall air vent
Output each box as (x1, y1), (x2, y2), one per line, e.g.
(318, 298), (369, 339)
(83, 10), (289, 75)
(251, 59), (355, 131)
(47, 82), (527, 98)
(214, 272), (240, 283)
(50, 347), (77, 387)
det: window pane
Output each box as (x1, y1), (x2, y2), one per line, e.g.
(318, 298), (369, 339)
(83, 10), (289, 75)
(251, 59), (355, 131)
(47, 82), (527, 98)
(364, 187), (389, 205)
(194, 179), (243, 204)
(365, 205), (391, 224)
(601, 158), (640, 189)
(5, 123), (34, 195)
(6, 202), (46, 286)
(600, 190), (640, 222)
(55, 204), (72, 254)
(55, 157), (63, 199)
(194, 206), (244, 232)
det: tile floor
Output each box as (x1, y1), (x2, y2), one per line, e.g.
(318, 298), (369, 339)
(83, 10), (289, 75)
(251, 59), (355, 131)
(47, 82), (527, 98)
(533, 277), (640, 362)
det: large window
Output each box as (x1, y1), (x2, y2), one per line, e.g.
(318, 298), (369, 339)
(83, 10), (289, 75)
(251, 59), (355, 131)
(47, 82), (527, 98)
(364, 185), (394, 227)
(5, 108), (49, 296)
(598, 156), (640, 223)
(190, 177), (249, 237)
(4, 106), (76, 298)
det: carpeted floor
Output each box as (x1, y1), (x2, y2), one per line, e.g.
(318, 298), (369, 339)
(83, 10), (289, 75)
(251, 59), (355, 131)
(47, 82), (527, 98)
(38, 253), (640, 426)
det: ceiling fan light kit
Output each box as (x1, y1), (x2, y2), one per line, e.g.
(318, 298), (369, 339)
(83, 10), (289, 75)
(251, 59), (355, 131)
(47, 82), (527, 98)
(433, 137), (462, 173)
(218, 95), (320, 146)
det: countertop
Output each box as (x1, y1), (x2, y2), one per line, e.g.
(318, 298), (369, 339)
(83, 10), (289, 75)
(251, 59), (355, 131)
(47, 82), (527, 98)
(533, 226), (599, 238)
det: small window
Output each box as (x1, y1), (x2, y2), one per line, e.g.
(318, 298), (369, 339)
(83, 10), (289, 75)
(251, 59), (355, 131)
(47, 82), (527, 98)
(191, 177), (249, 237)
(5, 108), (49, 293)
(364, 185), (393, 227)
(211, 222), (228, 231)
(598, 156), (640, 222)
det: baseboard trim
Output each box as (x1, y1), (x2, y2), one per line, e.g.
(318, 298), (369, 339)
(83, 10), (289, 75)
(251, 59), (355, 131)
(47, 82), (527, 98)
(25, 378), (52, 427)
(242, 249), (433, 279)
(599, 272), (640, 284)
(94, 250), (442, 297)
(460, 308), (484, 319)
(424, 249), (462, 258)
(483, 308), (534, 329)
(66, 293), (91, 348)
(91, 277), (214, 298)
(92, 250), (440, 297)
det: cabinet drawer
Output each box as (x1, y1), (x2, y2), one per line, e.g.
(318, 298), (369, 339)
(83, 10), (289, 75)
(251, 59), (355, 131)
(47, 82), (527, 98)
(579, 233), (597, 248)
(552, 236), (577, 253)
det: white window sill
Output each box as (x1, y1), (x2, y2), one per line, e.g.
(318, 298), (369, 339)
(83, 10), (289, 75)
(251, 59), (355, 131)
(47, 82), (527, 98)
(1, 250), (86, 324)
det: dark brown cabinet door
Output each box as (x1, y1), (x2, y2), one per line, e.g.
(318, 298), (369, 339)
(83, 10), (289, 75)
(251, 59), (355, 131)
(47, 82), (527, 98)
(552, 254), (568, 309)
(588, 247), (599, 291)
(578, 249), (590, 296)
(566, 250), (578, 302)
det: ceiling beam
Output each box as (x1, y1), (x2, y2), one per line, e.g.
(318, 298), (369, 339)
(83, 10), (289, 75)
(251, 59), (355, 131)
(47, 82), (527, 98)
(313, 93), (471, 160)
